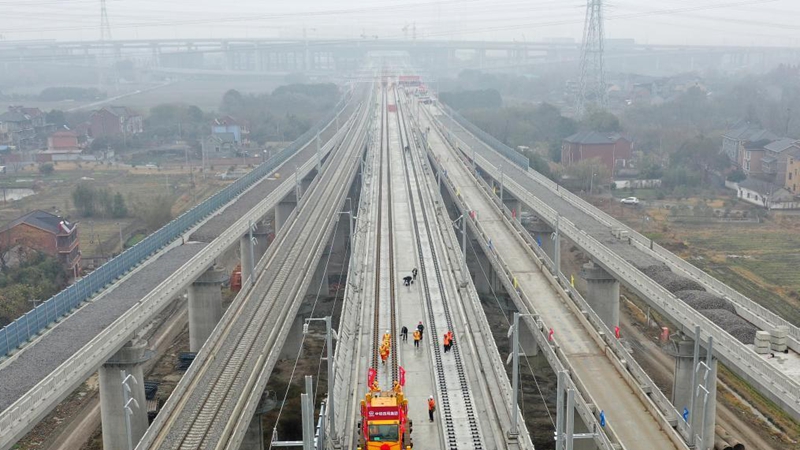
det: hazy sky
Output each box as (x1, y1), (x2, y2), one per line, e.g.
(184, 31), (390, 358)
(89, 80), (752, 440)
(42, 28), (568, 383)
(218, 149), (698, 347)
(1, 0), (799, 47)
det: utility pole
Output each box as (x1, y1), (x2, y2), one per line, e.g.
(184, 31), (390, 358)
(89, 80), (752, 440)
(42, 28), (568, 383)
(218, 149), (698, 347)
(577, 0), (607, 116)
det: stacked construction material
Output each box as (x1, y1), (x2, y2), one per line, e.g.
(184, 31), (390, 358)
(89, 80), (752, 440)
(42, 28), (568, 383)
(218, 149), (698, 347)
(753, 331), (771, 354)
(176, 352), (196, 370)
(771, 326), (788, 352)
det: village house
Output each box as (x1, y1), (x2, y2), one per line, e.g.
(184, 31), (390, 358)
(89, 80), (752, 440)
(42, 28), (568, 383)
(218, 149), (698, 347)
(721, 123), (779, 166)
(736, 178), (798, 210)
(0, 210), (80, 277)
(90, 106), (143, 139)
(783, 147), (800, 195)
(211, 116), (249, 145)
(561, 130), (633, 174)
(760, 138), (800, 184)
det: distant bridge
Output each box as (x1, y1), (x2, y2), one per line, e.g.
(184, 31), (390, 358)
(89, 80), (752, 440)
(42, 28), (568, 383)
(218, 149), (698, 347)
(1, 38), (799, 74)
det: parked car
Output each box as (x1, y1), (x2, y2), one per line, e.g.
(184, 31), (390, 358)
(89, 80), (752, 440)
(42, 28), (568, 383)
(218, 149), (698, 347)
(620, 197), (640, 205)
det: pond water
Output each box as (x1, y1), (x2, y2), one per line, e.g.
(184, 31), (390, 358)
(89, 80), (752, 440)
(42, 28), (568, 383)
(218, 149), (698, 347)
(0, 188), (35, 202)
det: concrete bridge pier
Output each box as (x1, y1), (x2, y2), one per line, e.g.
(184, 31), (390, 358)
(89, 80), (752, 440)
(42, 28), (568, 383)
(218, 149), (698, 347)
(467, 239), (504, 295)
(99, 339), (153, 450)
(240, 233), (254, 286)
(239, 221), (272, 284)
(503, 196), (521, 218)
(519, 318), (539, 357)
(188, 265), (227, 352)
(527, 219), (555, 267)
(241, 415), (265, 450)
(579, 261), (620, 330)
(280, 303), (313, 360)
(274, 198), (298, 234)
(672, 336), (717, 450)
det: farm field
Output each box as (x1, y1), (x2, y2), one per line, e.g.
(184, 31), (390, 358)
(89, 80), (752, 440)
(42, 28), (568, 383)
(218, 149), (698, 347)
(0, 161), (228, 262)
(594, 194), (800, 327)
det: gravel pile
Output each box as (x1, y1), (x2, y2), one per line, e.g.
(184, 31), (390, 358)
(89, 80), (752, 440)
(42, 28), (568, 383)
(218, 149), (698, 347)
(638, 264), (705, 293)
(699, 309), (758, 343)
(0, 243), (206, 410)
(675, 290), (736, 313)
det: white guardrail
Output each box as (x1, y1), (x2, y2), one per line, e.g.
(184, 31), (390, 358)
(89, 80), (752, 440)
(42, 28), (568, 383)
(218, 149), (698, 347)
(407, 114), (536, 449)
(433, 105), (800, 420)
(443, 104), (800, 350)
(517, 162), (800, 350)
(423, 129), (618, 449)
(430, 118), (693, 447)
(0, 118), (354, 450)
(461, 150), (696, 440)
(471, 153), (800, 421)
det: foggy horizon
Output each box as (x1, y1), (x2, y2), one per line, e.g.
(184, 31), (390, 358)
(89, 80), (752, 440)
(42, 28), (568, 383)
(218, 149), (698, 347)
(1, 0), (799, 47)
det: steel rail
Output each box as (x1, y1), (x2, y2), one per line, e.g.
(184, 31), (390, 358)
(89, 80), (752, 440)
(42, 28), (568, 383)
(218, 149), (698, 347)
(395, 88), (484, 450)
(0, 103), (358, 450)
(139, 98), (372, 450)
(433, 105), (800, 422)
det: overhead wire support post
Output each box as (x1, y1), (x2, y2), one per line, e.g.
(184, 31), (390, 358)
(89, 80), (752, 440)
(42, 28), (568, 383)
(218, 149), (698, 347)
(120, 370), (139, 450)
(688, 325), (700, 445)
(507, 311), (541, 439)
(295, 164), (302, 201)
(451, 214), (468, 284)
(248, 220), (256, 287)
(304, 316), (338, 445)
(316, 132), (322, 172)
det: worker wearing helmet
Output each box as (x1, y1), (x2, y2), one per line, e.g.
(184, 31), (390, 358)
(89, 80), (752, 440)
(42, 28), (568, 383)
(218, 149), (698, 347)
(428, 395), (436, 422)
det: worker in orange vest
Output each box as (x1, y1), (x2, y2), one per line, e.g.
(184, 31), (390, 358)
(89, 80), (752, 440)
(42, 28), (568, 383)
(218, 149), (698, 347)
(413, 330), (421, 349)
(428, 396), (436, 422)
(443, 332), (451, 353)
(380, 344), (390, 364)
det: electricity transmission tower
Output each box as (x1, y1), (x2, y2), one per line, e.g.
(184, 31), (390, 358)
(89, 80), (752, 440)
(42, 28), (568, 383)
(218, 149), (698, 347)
(99, 0), (115, 90)
(577, 0), (607, 116)
(100, 0), (112, 42)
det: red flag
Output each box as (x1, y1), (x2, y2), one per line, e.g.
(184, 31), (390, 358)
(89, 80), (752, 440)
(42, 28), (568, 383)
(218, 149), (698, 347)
(399, 366), (406, 386)
(368, 368), (376, 387)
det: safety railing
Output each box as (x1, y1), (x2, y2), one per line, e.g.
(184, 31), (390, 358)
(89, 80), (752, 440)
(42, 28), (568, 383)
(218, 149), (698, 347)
(468, 153), (693, 444)
(0, 96), (351, 359)
(439, 103), (800, 348)
(432, 100), (799, 420)
(0, 101), (362, 448)
(439, 103), (529, 170)
(423, 119), (617, 450)
(490, 162), (800, 419)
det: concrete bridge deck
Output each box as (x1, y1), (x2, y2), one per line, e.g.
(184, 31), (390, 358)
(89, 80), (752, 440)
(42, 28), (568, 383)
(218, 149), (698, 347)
(421, 107), (681, 450)
(433, 107), (800, 422)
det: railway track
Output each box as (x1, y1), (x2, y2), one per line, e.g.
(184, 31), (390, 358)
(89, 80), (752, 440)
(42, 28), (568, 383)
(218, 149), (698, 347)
(372, 87), (400, 386)
(394, 87), (484, 450)
(137, 88), (373, 450)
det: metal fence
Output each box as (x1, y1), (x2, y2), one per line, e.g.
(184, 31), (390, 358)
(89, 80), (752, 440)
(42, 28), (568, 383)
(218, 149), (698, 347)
(0, 98), (348, 358)
(440, 104), (530, 170)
